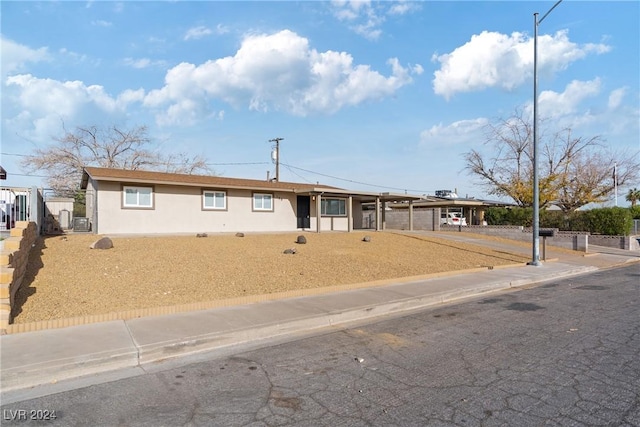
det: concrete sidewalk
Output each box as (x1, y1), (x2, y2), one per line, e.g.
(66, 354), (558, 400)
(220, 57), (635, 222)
(1, 234), (638, 403)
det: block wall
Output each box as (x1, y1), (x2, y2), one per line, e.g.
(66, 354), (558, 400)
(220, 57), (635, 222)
(0, 221), (38, 332)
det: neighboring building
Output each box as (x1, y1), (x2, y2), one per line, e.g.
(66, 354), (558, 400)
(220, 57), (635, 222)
(80, 167), (421, 235)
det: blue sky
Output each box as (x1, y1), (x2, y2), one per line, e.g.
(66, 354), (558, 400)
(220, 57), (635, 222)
(2, 1), (638, 200)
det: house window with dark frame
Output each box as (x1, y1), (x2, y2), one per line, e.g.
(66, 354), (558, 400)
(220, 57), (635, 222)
(123, 186), (153, 208)
(253, 193), (273, 211)
(203, 190), (226, 210)
(321, 198), (346, 216)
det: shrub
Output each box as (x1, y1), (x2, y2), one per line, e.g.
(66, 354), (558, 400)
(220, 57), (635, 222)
(485, 207), (532, 226)
(583, 207), (632, 235)
(485, 206), (632, 235)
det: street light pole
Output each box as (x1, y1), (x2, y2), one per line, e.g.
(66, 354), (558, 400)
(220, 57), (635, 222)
(530, 0), (563, 267)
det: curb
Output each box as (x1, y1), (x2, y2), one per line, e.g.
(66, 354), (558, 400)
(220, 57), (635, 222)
(0, 264), (598, 395)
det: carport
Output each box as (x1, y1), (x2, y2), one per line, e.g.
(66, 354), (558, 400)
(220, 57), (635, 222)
(294, 188), (424, 233)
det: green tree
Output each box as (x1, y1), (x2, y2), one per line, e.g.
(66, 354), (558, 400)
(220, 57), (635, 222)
(626, 188), (640, 207)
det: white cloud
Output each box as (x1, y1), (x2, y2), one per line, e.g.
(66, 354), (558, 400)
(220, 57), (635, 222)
(5, 74), (142, 118)
(123, 57), (167, 69)
(432, 30), (611, 99)
(216, 24), (230, 35)
(608, 87), (627, 110)
(330, 0), (419, 40)
(420, 118), (488, 146)
(184, 25), (213, 41)
(144, 30), (420, 123)
(537, 78), (601, 117)
(3, 30), (419, 131)
(1, 36), (51, 76)
(331, 0), (371, 21)
(3, 74), (148, 149)
(388, 1), (420, 16)
(92, 20), (112, 27)
(59, 48), (89, 64)
(353, 20), (383, 41)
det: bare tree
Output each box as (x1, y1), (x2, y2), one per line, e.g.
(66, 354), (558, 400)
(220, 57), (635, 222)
(463, 110), (557, 208)
(464, 109), (640, 212)
(21, 124), (211, 196)
(160, 152), (210, 175)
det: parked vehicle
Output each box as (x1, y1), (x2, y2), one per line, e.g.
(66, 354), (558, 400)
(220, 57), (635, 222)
(441, 212), (467, 226)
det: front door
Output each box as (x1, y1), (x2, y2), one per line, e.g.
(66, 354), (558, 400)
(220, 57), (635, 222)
(297, 196), (311, 229)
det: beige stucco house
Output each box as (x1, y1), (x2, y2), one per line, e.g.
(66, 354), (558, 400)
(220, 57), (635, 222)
(80, 167), (421, 235)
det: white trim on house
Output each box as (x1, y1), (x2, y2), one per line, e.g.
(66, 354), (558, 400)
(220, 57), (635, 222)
(202, 190), (226, 210)
(252, 193), (273, 212)
(123, 185), (153, 209)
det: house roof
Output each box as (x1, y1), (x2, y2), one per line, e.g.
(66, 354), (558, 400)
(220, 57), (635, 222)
(80, 167), (423, 201)
(81, 167), (335, 192)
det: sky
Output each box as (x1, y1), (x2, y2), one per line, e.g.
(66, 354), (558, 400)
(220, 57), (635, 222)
(1, 0), (639, 201)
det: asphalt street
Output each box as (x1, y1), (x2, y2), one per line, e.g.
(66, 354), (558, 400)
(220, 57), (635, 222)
(2, 264), (639, 426)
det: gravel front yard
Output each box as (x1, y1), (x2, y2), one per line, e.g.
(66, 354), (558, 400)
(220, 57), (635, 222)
(12, 231), (529, 324)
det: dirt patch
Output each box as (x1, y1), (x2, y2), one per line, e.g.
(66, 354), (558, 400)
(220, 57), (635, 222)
(12, 231), (529, 324)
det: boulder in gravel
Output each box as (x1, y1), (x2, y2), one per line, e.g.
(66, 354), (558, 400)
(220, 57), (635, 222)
(236, 232), (245, 237)
(196, 233), (208, 238)
(362, 236), (371, 242)
(90, 237), (113, 250)
(296, 235), (307, 244)
(283, 248), (297, 254)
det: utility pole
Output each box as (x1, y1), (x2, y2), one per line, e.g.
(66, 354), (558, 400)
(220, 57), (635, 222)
(269, 137), (284, 182)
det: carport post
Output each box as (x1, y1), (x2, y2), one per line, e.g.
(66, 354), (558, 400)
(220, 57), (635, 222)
(347, 196), (353, 232)
(375, 197), (381, 231)
(316, 194), (322, 233)
(409, 200), (414, 231)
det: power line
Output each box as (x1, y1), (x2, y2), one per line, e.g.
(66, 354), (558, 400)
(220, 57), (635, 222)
(280, 162), (432, 194)
(0, 153), (269, 168)
(281, 163), (314, 184)
(205, 162), (269, 166)
(1, 152), (29, 157)
(1, 152), (435, 194)
(2, 172), (49, 178)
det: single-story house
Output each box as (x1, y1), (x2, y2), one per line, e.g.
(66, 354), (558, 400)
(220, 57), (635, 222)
(80, 167), (422, 235)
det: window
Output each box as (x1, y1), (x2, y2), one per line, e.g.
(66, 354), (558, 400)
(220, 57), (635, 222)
(253, 193), (273, 211)
(123, 186), (153, 208)
(203, 190), (226, 210)
(321, 198), (346, 216)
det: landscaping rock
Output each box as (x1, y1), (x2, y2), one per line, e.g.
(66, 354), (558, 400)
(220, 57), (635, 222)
(196, 233), (208, 238)
(296, 235), (307, 244)
(90, 237), (113, 250)
(236, 232), (245, 237)
(362, 236), (371, 242)
(283, 248), (297, 254)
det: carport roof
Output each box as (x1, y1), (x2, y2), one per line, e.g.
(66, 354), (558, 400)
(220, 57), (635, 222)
(387, 196), (515, 209)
